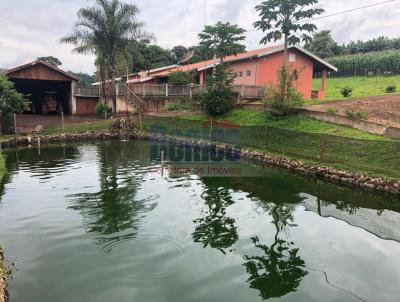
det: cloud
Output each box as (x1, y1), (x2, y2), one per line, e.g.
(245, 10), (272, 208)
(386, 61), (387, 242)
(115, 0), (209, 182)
(0, 0), (399, 73)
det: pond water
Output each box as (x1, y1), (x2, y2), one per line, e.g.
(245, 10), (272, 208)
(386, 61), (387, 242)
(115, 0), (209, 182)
(1, 140), (400, 302)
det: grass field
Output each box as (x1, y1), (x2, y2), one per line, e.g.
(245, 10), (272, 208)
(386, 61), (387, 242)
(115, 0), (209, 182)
(311, 75), (400, 103)
(143, 109), (400, 179)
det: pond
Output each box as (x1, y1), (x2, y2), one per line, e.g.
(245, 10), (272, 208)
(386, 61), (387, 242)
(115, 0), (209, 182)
(0, 140), (400, 302)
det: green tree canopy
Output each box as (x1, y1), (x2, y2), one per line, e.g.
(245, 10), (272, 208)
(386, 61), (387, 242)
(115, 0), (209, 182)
(199, 21), (246, 60)
(253, 0), (324, 62)
(306, 30), (337, 58)
(0, 75), (27, 116)
(168, 71), (194, 85)
(38, 56), (62, 66)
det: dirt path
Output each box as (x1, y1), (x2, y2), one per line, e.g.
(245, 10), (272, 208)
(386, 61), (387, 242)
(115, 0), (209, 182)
(308, 95), (400, 127)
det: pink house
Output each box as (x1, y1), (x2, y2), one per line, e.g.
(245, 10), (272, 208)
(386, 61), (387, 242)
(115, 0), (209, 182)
(129, 45), (337, 99)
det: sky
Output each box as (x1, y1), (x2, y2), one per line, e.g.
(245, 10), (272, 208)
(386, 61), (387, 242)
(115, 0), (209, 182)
(0, 0), (399, 74)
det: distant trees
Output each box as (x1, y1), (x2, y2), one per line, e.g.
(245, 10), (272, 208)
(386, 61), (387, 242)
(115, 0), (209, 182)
(168, 71), (194, 85)
(307, 33), (400, 58)
(305, 30), (337, 58)
(198, 21), (246, 60)
(38, 56), (62, 66)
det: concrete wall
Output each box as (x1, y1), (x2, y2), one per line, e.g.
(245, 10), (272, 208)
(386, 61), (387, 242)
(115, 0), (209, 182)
(300, 109), (400, 139)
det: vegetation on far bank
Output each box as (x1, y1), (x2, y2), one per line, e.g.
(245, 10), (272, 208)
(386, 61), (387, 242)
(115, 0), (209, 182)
(0, 152), (5, 181)
(311, 75), (400, 103)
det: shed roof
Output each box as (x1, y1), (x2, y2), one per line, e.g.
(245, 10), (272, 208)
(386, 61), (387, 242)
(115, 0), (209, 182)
(3, 60), (80, 81)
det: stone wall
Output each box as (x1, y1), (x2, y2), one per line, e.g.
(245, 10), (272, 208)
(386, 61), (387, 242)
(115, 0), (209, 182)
(0, 247), (7, 302)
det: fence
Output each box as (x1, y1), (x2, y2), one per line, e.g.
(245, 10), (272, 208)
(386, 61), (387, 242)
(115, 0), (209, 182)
(124, 84), (265, 99)
(140, 115), (400, 179)
(74, 85), (101, 97)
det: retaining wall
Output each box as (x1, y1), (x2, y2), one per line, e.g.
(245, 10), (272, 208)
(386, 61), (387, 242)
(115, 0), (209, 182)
(300, 109), (400, 139)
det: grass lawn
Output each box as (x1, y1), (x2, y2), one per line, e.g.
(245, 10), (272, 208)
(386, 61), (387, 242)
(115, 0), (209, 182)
(310, 75), (400, 103)
(183, 109), (389, 141)
(41, 119), (114, 135)
(144, 109), (400, 179)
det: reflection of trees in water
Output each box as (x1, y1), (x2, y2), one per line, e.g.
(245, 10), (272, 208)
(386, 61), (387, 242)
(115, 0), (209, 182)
(243, 203), (308, 300)
(192, 180), (238, 254)
(68, 141), (158, 252)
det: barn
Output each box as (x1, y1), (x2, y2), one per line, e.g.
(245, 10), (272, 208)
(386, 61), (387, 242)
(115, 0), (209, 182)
(1, 60), (87, 115)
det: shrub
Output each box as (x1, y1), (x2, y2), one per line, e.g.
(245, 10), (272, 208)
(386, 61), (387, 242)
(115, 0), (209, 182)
(168, 71), (194, 85)
(166, 102), (193, 111)
(346, 110), (369, 120)
(384, 71), (393, 77)
(96, 102), (112, 118)
(326, 107), (338, 114)
(340, 86), (353, 97)
(264, 66), (304, 116)
(385, 85), (397, 93)
(199, 65), (236, 116)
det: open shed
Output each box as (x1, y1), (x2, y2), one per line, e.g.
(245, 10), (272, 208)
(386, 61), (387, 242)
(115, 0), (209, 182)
(2, 60), (80, 115)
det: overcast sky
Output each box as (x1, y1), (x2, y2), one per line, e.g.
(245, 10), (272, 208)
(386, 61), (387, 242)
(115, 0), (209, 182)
(0, 0), (399, 74)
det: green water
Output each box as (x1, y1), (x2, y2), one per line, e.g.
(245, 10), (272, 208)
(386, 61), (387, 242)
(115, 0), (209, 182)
(1, 140), (400, 302)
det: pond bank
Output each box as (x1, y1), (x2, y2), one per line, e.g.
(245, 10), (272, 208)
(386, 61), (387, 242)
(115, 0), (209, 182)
(1, 130), (399, 194)
(0, 247), (7, 302)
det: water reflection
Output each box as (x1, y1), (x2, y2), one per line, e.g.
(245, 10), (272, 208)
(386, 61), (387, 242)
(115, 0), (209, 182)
(67, 141), (158, 252)
(243, 203), (307, 300)
(192, 180), (238, 254)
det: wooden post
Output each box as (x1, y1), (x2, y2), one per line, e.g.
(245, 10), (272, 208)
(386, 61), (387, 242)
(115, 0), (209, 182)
(241, 85), (244, 98)
(139, 111), (143, 131)
(189, 84), (193, 100)
(13, 113), (17, 135)
(166, 83), (169, 97)
(143, 84), (146, 97)
(61, 111), (65, 131)
(37, 137), (41, 155)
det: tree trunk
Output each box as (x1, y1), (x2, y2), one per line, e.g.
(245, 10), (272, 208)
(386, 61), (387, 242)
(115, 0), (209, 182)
(283, 34), (289, 66)
(110, 70), (117, 114)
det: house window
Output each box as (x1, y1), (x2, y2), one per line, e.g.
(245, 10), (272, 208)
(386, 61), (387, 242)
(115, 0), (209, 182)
(246, 70), (252, 77)
(238, 71), (243, 78)
(289, 54), (296, 62)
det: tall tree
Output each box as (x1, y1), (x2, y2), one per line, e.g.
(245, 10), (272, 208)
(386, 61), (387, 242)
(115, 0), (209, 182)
(307, 30), (337, 58)
(198, 21), (246, 61)
(253, 0), (324, 64)
(171, 45), (188, 61)
(37, 56), (62, 66)
(61, 0), (147, 112)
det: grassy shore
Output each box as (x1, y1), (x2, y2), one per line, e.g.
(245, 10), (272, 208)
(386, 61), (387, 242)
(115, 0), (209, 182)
(143, 109), (400, 179)
(311, 75), (400, 103)
(0, 153), (5, 181)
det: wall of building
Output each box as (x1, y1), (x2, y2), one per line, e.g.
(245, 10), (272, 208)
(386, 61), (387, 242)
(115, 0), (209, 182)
(255, 49), (314, 99)
(228, 59), (258, 86)
(76, 97), (98, 115)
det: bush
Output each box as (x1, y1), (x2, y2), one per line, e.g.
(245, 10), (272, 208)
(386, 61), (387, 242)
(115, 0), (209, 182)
(168, 71), (194, 85)
(326, 107), (338, 114)
(166, 102), (193, 111)
(340, 86), (353, 97)
(346, 110), (369, 120)
(199, 65), (236, 116)
(96, 102), (112, 118)
(384, 71), (393, 77)
(385, 85), (397, 93)
(264, 66), (304, 116)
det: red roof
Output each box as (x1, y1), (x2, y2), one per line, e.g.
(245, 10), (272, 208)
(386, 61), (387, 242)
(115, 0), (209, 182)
(152, 45), (283, 77)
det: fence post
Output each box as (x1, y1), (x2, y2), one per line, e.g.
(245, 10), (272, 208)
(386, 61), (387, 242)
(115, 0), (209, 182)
(189, 84), (193, 100)
(61, 108), (65, 131)
(13, 113), (17, 135)
(143, 84), (146, 97)
(166, 83), (169, 97)
(241, 85), (244, 98)
(319, 136), (328, 161)
(264, 126), (268, 150)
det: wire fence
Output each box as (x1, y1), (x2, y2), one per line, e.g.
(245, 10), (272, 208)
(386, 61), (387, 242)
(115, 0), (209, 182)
(141, 115), (400, 179)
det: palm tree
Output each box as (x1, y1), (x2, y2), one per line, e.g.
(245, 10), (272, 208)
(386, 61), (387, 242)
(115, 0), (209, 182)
(61, 0), (147, 112)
